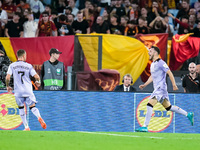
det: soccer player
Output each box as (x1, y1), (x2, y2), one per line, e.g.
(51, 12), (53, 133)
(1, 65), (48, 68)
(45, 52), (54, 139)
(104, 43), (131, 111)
(5, 49), (46, 131)
(135, 46), (194, 132)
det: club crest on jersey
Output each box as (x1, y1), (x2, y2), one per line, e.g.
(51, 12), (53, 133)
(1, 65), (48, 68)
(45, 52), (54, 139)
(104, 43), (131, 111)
(163, 64), (168, 69)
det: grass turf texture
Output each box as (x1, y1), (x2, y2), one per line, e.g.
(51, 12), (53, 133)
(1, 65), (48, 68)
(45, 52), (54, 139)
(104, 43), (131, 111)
(0, 131), (200, 150)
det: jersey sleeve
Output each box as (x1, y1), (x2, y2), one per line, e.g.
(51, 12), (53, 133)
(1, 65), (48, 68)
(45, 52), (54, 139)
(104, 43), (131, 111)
(7, 65), (13, 75)
(30, 65), (37, 77)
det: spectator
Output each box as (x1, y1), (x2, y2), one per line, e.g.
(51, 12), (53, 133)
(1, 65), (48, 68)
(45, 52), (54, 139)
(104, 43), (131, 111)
(84, 2), (99, 29)
(51, 10), (59, 24)
(137, 16), (149, 34)
(102, 9), (110, 25)
(17, 0), (30, 10)
(196, 10), (200, 23)
(2, 0), (16, 20)
(175, 0), (190, 30)
(192, 21), (200, 37)
(23, 12), (38, 37)
(119, 15), (129, 35)
(110, 0), (126, 23)
(68, 0), (79, 16)
(125, 20), (138, 36)
(55, 0), (66, 14)
(189, 14), (197, 30)
(109, 14), (121, 34)
(36, 11), (57, 37)
(56, 14), (74, 36)
(28, 0), (45, 19)
(0, 1), (8, 37)
(67, 13), (75, 25)
(189, 8), (197, 16)
(91, 15), (110, 34)
(163, 15), (174, 38)
(147, 0), (163, 25)
(0, 50), (11, 88)
(182, 62), (200, 93)
(64, 6), (72, 16)
(140, 7), (148, 19)
(123, 0), (131, 16)
(5, 12), (24, 37)
(40, 48), (65, 90)
(194, 0), (200, 12)
(114, 73), (136, 92)
(39, 5), (53, 21)
(71, 11), (90, 34)
(16, 6), (27, 24)
(149, 16), (167, 33)
(168, 13), (192, 34)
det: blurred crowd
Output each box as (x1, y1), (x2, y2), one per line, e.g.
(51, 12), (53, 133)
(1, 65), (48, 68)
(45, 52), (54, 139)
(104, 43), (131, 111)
(0, 0), (200, 38)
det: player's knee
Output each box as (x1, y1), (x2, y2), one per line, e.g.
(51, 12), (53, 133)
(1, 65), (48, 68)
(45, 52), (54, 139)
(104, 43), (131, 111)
(18, 106), (24, 109)
(165, 105), (172, 111)
(29, 106), (36, 110)
(147, 103), (153, 108)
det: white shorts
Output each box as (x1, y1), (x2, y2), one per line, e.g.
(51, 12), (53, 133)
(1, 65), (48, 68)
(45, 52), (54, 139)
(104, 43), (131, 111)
(15, 95), (37, 107)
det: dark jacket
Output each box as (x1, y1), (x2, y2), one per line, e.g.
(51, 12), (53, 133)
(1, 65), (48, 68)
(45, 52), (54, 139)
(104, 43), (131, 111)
(114, 84), (136, 92)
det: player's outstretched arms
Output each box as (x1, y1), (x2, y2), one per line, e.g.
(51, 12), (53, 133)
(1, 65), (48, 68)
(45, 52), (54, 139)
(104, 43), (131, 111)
(139, 76), (153, 90)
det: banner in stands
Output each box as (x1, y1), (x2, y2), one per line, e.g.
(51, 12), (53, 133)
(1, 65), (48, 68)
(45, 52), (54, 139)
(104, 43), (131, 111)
(78, 34), (149, 84)
(0, 36), (74, 73)
(136, 33), (168, 82)
(76, 69), (120, 91)
(169, 34), (200, 70)
(0, 91), (199, 133)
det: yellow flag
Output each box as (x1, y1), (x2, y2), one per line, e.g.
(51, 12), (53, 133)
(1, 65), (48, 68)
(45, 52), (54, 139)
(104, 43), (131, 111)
(0, 37), (17, 62)
(78, 34), (149, 84)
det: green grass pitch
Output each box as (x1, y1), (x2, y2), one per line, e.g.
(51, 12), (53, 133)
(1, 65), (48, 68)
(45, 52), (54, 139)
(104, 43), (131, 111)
(0, 131), (200, 150)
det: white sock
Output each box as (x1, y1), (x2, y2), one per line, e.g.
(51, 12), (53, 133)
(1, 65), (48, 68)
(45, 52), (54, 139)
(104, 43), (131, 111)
(19, 108), (29, 128)
(31, 107), (41, 119)
(143, 105), (153, 127)
(169, 105), (187, 116)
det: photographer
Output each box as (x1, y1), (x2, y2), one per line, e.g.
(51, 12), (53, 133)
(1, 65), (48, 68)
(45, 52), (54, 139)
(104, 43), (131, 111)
(0, 50), (11, 89)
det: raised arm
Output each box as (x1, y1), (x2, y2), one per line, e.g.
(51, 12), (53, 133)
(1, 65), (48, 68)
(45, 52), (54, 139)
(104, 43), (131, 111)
(139, 75), (153, 90)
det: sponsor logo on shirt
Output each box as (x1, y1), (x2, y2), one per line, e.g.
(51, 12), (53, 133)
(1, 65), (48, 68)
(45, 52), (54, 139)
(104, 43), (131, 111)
(136, 96), (173, 132)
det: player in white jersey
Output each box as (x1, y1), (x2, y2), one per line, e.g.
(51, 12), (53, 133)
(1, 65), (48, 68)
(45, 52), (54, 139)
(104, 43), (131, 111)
(135, 46), (194, 132)
(6, 49), (46, 131)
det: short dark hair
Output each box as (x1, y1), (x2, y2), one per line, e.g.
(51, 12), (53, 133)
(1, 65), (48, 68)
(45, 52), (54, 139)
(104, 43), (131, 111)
(42, 11), (49, 16)
(17, 49), (26, 57)
(181, 15), (189, 20)
(151, 46), (160, 54)
(14, 12), (21, 18)
(20, 0), (26, 3)
(65, 6), (72, 12)
(59, 14), (67, 22)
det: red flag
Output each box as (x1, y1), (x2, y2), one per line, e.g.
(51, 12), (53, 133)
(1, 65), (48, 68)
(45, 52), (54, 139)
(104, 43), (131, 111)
(7, 36), (74, 73)
(169, 34), (200, 70)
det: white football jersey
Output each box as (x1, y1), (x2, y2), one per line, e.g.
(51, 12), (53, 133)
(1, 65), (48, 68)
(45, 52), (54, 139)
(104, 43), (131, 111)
(7, 61), (37, 97)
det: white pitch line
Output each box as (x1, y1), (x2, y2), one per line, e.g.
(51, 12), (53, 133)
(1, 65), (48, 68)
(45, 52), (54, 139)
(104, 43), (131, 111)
(78, 131), (165, 139)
